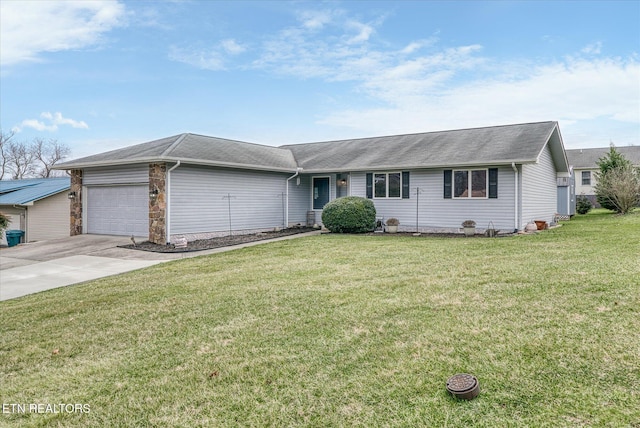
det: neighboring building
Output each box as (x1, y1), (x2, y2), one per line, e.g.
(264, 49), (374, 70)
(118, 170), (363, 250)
(55, 121), (570, 243)
(0, 177), (70, 245)
(566, 146), (640, 206)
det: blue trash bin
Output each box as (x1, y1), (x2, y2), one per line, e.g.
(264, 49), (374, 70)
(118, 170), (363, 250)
(5, 230), (24, 247)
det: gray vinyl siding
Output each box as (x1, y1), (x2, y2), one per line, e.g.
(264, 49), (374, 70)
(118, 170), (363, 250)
(169, 165), (289, 234)
(27, 192), (69, 241)
(83, 165), (148, 185)
(349, 167), (517, 232)
(288, 175), (312, 225)
(521, 144), (558, 226)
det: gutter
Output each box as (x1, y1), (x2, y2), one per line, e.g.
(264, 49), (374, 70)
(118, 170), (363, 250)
(511, 162), (519, 233)
(54, 156), (299, 174)
(165, 161), (181, 243)
(285, 168), (303, 228)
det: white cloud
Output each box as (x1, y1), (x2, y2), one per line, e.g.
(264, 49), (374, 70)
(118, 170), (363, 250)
(246, 7), (639, 148)
(346, 21), (375, 44)
(169, 45), (225, 71)
(221, 39), (247, 55)
(581, 42), (602, 55)
(0, 0), (126, 66)
(297, 9), (337, 30)
(317, 55), (640, 147)
(12, 112), (89, 133)
(169, 39), (247, 70)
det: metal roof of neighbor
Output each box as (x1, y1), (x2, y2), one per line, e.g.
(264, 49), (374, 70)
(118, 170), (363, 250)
(56, 122), (568, 173)
(566, 146), (640, 169)
(56, 133), (298, 172)
(0, 177), (70, 205)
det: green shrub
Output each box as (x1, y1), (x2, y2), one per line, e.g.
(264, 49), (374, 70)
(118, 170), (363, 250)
(0, 212), (9, 232)
(321, 196), (376, 233)
(576, 195), (593, 215)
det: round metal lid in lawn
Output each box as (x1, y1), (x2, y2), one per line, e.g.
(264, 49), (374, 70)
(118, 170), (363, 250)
(446, 373), (480, 400)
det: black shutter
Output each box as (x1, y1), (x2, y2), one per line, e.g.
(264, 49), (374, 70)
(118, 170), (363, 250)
(402, 171), (410, 199)
(488, 168), (498, 199)
(443, 170), (452, 199)
(366, 173), (373, 199)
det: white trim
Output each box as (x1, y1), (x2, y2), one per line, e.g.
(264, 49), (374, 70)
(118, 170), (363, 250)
(373, 171), (403, 199)
(512, 162), (519, 232)
(285, 168), (303, 227)
(82, 185), (87, 234)
(166, 161), (181, 243)
(452, 168), (489, 199)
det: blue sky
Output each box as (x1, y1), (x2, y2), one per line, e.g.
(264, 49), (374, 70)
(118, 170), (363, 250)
(1, 0), (639, 160)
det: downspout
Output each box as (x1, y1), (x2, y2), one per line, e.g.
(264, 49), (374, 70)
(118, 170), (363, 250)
(285, 168), (303, 228)
(165, 161), (181, 244)
(511, 162), (519, 233)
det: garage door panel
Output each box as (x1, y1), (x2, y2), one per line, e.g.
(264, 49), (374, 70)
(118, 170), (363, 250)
(87, 186), (148, 237)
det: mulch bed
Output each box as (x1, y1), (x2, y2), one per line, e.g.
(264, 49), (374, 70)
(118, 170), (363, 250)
(120, 227), (517, 254)
(119, 227), (317, 253)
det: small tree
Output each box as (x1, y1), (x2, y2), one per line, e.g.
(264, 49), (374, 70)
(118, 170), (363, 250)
(595, 146), (633, 211)
(594, 163), (640, 214)
(576, 195), (593, 215)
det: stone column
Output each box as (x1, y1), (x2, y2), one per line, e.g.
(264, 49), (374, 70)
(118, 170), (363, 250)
(70, 169), (83, 236)
(149, 163), (167, 244)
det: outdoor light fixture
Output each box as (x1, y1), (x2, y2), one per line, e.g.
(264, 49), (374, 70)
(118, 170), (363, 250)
(338, 179), (347, 187)
(67, 191), (76, 200)
(149, 188), (159, 199)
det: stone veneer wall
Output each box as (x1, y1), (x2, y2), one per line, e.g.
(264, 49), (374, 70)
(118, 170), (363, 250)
(70, 169), (83, 236)
(149, 163), (167, 244)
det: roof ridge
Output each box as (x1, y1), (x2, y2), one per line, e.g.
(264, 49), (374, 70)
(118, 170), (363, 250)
(280, 121), (557, 148)
(184, 132), (290, 150)
(161, 133), (189, 157)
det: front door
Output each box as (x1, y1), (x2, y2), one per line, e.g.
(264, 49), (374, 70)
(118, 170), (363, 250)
(313, 177), (330, 210)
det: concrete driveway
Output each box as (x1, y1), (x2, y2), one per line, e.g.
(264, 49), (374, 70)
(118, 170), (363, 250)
(0, 235), (171, 301)
(0, 231), (319, 301)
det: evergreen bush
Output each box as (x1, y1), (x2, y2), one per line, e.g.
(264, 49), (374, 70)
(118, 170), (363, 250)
(321, 196), (376, 233)
(576, 195), (593, 215)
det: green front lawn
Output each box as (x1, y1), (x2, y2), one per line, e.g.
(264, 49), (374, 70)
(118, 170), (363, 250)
(1, 210), (639, 427)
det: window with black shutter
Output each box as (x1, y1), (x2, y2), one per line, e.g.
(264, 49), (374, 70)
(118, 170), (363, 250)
(366, 173), (373, 199)
(402, 171), (410, 199)
(488, 168), (498, 199)
(367, 172), (407, 198)
(444, 170), (452, 199)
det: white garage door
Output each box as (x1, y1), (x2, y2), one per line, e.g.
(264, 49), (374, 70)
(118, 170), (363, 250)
(87, 185), (148, 237)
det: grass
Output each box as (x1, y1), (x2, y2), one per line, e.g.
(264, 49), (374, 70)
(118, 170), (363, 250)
(1, 209), (639, 427)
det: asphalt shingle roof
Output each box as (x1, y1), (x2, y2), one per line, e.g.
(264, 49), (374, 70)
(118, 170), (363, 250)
(566, 146), (640, 169)
(56, 122), (566, 173)
(0, 177), (70, 205)
(57, 133), (298, 172)
(282, 121), (561, 172)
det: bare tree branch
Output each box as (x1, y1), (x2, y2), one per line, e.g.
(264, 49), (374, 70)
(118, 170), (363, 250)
(6, 140), (37, 179)
(0, 130), (15, 180)
(0, 133), (71, 180)
(32, 138), (71, 178)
